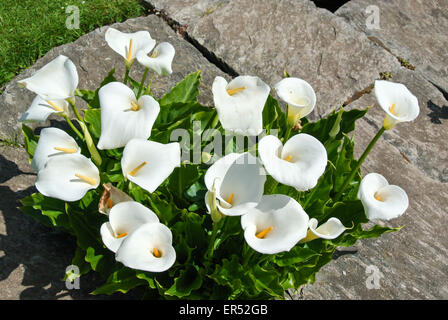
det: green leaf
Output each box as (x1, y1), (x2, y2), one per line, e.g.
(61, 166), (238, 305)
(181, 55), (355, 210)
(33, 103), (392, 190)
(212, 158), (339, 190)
(273, 246), (320, 267)
(21, 124), (38, 160)
(83, 108), (101, 139)
(165, 265), (202, 298)
(159, 70), (201, 106)
(91, 268), (145, 295)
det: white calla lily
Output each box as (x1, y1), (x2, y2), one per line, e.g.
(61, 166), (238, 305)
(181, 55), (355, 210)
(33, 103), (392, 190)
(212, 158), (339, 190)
(358, 173), (409, 220)
(374, 80), (420, 130)
(212, 75), (270, 136)
(116, 222), (176, 272)
(18, 55), (78, 100)
(274, 77), (316, 125)
(258, 134), (327, 191)
(241, 194), (309, 254)
(301, 218), (348, 242)
(31, 127), (80, 172)
(204, 152), (266, 216)
(97, 82), (160, 150)
(35, 153), (100, 202)
(105, 28), (156, 64)
(19, 96), (68, 123)
(136, 42), (175, 75)
(121, 138), (181, 193)
(98, 183), (133, 215)
(100, 201), (159, 253)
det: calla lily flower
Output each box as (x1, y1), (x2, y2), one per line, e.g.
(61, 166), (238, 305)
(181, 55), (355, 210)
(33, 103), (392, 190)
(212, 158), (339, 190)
(301, 218), (349, 242)
(100, 201), (159, 253)
(105, 27), (156, 65)
(358, 172), (409, 220)
(374, 80), (419, 130)
(31, 127), (80, 172)
(204, 152), (266, 216)
(116, 222), (176, 272)
(241, 194), (309, 254)
(121, 138), (181, 193)
(35, 153), (100, 202)
(97, 82), (160, 150)
(212, 76), (270, 136)
(258, 134), (327, 191)
(18, 55), (78, 100)
(274, 77), (316, 125)
(19, 96), (68, 123)
(98, 183), (133, 215)
(136, 42), (175, 75)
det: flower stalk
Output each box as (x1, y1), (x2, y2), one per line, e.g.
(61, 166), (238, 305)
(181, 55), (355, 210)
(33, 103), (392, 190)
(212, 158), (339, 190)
(137, 68), (149, 98)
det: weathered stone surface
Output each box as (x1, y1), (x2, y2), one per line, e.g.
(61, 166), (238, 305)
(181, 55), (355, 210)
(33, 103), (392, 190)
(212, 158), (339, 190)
(0, 15), (227, 142)
(146, 0), (401, 118)
(344, 69), (448, 183)
(298, 118), (448, 299)
(336, 0), (448, 92)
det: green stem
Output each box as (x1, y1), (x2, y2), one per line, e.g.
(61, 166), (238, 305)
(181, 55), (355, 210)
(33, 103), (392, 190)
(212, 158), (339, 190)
(334, 126), (386, 201)
(136, 68), (149, 99)
(205, 222), (220, 260)
(67, 99), (83, 122)
(243, 245), (255, 267)
(123, 65), (130, 85)
(63, 115), (84, 141)
(144, 74), (155, 96)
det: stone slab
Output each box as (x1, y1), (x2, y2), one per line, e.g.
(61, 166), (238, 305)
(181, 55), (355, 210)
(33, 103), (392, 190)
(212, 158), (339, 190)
(336, 0), (448, 92)
(344, 68), (448, 183)
(299, 118), (448, 299)
(146, 0), (401, 118)
(0, 15), (227, 143)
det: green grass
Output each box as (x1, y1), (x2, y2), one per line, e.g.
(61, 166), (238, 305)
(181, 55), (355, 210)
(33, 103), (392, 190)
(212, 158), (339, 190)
(0, 0), (146, 92)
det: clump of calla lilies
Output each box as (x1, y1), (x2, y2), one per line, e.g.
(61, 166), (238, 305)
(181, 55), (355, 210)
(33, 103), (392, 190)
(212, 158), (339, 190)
(17, 27), (418, 299)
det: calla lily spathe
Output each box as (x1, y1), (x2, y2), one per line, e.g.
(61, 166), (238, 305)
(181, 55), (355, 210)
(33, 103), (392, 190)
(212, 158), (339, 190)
(105, 28), (156, 65)
(98, 183), (133, 215)
(204, 152), (266, 216)
(241, 194), (309, 254)
(35, 153), (100, 202)
(301, 218), (348, 242)
(136, 42), (175, 75)
(274, 77), (316, 125)
(31, 127), (80, 172)
(212, 76), (270, 136)
(358, 173), (409, 221)
(19, 96), (68, 123)
(374, 80), (419, 130)
(121, 138), (181, 193)
(97, 82), (160, 150)
(100, 201), (159, 253)
(116, 222), (176, 273)
(18, 55), (78, 100)
(258, 134), (327, 191)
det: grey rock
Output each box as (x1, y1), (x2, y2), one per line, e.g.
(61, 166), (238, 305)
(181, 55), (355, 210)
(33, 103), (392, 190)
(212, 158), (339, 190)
(336, 0), (448, 92)
(299, 117), (448, 299)
(344, 69), (448, 183)
(0, 15), (227, 143)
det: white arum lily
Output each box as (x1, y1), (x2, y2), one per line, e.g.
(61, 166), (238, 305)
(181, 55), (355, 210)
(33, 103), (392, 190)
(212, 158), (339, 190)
(274, 77), (316, 125)
(358, 173), (409, 220)
(31, 127), (80, 172)
(136, 42), (175, 75)
(241, 194), (309, 254)
(97, 82), (160, 150)
(98, 183), (133, 215)
(374, 80), (419, 130)
(212, 76), (270, 136)
(100, 201), (159, 253)
(258, 134), (327, 191)
(19, 96), (68, 123)
(35, 153), (100, 202)
(105, 27), (156, 65)
(121, 138), (181, 193)
(18, 55), (78, 100)
(204, 152), (266, 216)
(116, 222), (176, 273)
(301, 218), (349, 242)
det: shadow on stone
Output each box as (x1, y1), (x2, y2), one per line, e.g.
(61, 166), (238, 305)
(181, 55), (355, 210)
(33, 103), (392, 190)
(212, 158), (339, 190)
(311, 0), (350, 12)
(427, 100), (448, 124)
(332, 248), (358, 260)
